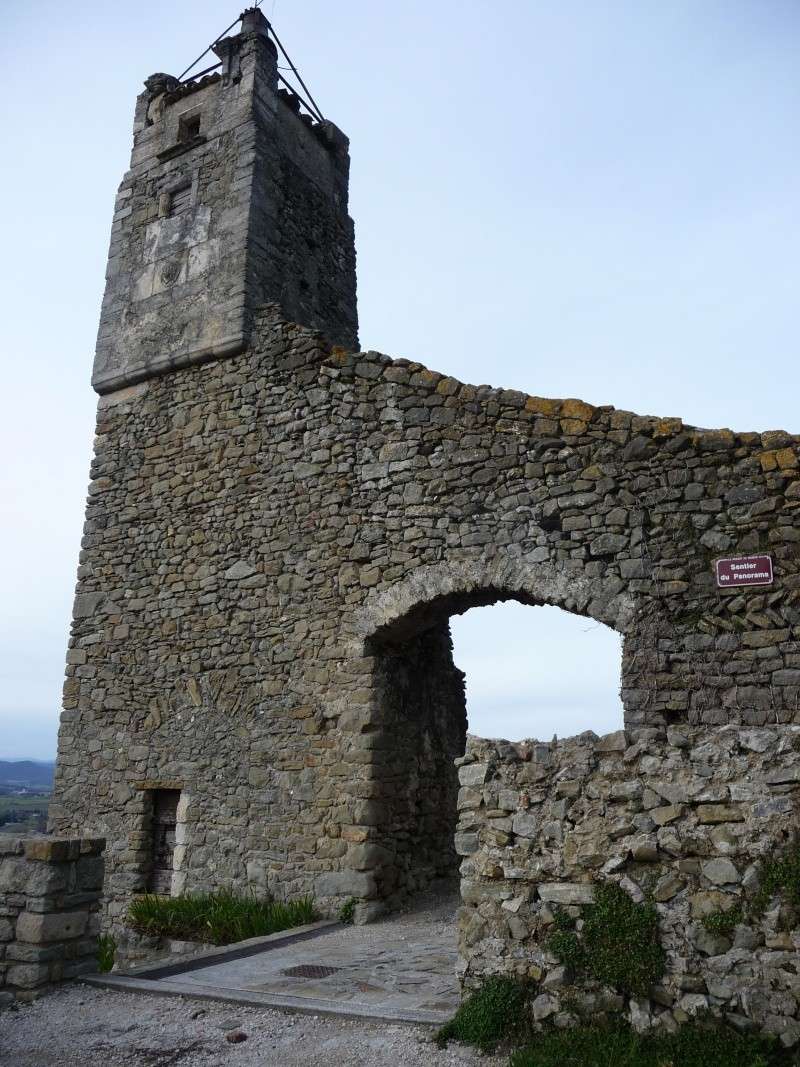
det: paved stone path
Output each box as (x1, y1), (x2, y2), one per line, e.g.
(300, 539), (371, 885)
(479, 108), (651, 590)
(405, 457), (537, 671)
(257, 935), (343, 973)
(96, 884), (462, 1026)
(163, 911), (460, 1022)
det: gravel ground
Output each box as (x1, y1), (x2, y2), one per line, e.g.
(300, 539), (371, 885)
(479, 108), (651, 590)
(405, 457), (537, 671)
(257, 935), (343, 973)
(0, 985), (507, 1066)
(1, 886), (509, 1066)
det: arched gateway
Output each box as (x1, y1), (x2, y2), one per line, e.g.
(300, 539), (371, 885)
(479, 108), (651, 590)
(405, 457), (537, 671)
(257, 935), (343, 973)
(51, 9), (800, 1035)
(333, 561), (634, 913)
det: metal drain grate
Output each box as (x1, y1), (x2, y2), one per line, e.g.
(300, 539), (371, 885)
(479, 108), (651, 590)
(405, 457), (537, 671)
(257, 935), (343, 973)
(282, 964), (341, 979)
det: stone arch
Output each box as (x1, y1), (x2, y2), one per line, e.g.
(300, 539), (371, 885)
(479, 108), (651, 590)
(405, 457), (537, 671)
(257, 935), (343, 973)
(353, 557), (637, 649)
(329, 557), (635, 914)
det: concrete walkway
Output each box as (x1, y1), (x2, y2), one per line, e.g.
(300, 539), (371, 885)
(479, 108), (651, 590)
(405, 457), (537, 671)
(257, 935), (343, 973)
(89, 887), (461, 1027)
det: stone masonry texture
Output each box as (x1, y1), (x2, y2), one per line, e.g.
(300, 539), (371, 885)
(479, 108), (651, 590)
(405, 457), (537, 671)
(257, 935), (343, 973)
(0, 835), (105, 1006)
(50, 6), (800, 1036)
(456, 727), (800, 1041)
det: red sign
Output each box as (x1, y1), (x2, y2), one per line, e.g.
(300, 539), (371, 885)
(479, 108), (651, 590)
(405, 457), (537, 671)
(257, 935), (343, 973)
(716, 555), (773, 588)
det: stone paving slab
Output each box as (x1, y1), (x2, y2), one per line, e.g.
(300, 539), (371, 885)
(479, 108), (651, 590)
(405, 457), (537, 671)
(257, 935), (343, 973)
(87, 891), (462, 1026)
(84, 973), (451, 1025)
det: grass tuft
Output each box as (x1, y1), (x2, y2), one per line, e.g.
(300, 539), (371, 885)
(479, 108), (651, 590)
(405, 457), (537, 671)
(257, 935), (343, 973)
(435, 976), (529, 1053)
(126, 889), (316, 946)
(338, 897), (357, 925)
(510, 1019), (791, 1067)
(97, 933), (116, 973)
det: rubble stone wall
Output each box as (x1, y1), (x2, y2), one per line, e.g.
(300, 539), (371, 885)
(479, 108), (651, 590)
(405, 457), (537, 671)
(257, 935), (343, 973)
(456, 729), (800, 1040)
(0, 835), (105, 1005)
(51, 309), (800, 948)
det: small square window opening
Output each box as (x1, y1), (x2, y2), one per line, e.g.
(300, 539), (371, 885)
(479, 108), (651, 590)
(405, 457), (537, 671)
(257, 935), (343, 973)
(179, 115), (201, 143)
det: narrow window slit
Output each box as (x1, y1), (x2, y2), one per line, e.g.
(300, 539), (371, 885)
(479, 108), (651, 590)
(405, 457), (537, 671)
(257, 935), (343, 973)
(149, 789), (181, 894)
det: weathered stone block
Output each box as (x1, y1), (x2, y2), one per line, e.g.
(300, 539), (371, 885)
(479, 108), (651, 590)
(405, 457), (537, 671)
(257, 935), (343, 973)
(689, 890), (734, 918)
(595, 730), (627, 753)
(0, 859), (29, 894)
(454, 833), (479, 856)
(511, 812), (538, 838)
(346, 843), (394, 870)
(532, 993), (560, 1020)
(652, 804), (683, 826)
(774, 670), (800, 687)
(458, 763), (490, 787)
(537, 883), (595, 905)
(765, 767), (800, 786)
(5, 942), (65, 963)
(15, 910), (88, 944)
(5, 962), (50, 989)
(457, 786), (482, 810)
(696, 804), (745, 824)
(701, 858), (740, 885)
(314, 871), (377, 899)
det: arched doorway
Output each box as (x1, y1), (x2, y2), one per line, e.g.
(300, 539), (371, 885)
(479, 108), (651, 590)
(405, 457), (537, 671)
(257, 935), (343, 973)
(348, 559), (634, 911)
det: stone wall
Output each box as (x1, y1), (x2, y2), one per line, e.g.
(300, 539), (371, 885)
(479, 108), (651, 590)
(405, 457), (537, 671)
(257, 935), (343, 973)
(456, 729), (800, 1040)
(0, 835), (105, 1005)
(51, 307), (800, 937)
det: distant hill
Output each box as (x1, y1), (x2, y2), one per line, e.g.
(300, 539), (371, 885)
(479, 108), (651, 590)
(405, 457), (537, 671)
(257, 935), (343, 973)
(0, 761), (55, 790)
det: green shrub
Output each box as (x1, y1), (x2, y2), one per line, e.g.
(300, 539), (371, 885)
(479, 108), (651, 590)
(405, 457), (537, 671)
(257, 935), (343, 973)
(546, 908), (584, 971)
(338, 897), (357, 925)
(751, 841), (800, 917)
(703, 906), (743, 936)
(510, 1019), (790, 1067)
(510, 1021), (640, 1067)
(126, 889), (316, 945)
(435, 976), (529, 1053)
(548, 883), (665, 996)
(97, 933), (116, 973)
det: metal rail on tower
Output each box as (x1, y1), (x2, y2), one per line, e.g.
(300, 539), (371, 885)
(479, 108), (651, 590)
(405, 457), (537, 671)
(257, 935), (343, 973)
(176, 6), (325, 123)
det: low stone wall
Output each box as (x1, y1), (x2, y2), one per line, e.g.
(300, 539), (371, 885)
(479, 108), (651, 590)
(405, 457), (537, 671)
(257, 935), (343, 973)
(456, 727), (800, 1043)
(0, 835), (105, 1005)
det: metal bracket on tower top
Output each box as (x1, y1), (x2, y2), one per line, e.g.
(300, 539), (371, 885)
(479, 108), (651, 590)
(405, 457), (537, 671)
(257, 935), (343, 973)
(175, 7), (325, 123)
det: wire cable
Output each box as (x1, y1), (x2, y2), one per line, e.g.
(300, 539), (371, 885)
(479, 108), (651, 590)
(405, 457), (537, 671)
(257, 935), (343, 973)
(264, 18), (325, 122)
(176, 5), (325, 127)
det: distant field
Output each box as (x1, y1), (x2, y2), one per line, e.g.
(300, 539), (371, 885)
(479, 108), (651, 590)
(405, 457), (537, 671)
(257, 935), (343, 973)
(0, 794), (50, 829)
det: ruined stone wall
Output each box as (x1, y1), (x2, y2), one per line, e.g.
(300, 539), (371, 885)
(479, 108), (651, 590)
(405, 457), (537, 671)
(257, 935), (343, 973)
(0, 835), (105, 1005)
(51, 309), (800, 938)
(457, 729), (800, 1040)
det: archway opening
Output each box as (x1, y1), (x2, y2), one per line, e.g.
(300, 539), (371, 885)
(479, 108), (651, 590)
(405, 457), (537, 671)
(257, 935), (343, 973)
(362, 590), (625, 912)
(451, 601), (624, 742)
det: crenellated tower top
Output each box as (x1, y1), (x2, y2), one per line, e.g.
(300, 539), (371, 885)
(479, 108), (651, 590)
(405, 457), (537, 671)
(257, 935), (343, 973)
(93, 7), (358, 394)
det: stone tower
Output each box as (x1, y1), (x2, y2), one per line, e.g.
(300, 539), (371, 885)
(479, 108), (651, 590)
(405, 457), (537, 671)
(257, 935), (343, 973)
(53, 13), (800, 1027)
(93, 7), (357, 394)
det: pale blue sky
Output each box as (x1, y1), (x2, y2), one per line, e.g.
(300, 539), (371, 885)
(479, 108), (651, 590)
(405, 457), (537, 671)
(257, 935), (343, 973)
(0, 1), (797, 759)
